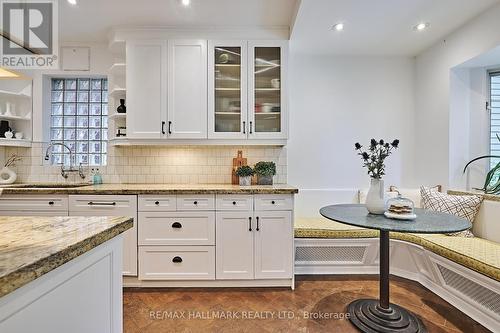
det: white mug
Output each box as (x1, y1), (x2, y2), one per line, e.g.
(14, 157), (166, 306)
(4, 131), (13, 139)
(14, 132), (23, 139)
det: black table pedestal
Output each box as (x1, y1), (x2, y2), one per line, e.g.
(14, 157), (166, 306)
(347, 231), (427, 333)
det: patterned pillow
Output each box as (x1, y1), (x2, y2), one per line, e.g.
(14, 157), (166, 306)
(420, 186), (483, 237)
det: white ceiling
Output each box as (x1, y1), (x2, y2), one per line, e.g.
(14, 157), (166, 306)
(291, 0), (500, 56)
(59, 0), (298, 42)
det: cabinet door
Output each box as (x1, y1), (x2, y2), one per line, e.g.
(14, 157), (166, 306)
(208, 40), (248, 139)
(167, 40), (208, 139)
(69, 195), (138, 276)
(254, 211), (293, 279)
(126, 40), (167, 139)
(248, 41), (288, 139)
(216, 211), (254, 279)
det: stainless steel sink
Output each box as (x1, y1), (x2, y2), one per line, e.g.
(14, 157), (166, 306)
(5, 183), (91, 189)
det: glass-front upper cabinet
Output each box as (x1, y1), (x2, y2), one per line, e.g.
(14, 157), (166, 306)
(248, 41), (287, 139)
(208, 41), (248, 139)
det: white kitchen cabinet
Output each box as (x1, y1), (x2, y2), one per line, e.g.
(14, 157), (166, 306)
(126, 40), (168, 139)
(208, 40), (248, 139)
(68, 195), (138, 277)
(248, 40), (288, 140)
(254, 211), (293, 279)
(167, 40), (207, 139)
(216, 211), (254, 279)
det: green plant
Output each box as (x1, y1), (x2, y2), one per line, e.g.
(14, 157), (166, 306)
(463, 134), (500, 194)
(254, 161), (276, 177)
(354, 139), (399, 179)
(235, 165), (254, 177)
(4, 154), (21, 167)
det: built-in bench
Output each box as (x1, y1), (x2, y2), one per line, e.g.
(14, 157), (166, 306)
(294, 190), (500, 332)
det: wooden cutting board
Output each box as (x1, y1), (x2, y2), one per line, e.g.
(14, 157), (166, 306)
(232, 150), (247, 185)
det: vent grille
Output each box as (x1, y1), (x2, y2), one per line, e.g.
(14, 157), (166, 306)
(437, 264), (500, 316)
(295, 246), (366, 263)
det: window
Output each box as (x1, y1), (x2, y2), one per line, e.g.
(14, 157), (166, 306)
(50, 78), (108, 166)
(490, 72), (500, 168)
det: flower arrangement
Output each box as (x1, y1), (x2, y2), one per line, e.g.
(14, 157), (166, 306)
(354, 139), (400, 179)
(4, 154), (21, 168)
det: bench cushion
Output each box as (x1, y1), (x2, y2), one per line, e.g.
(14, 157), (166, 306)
(295, 217), (500, 282)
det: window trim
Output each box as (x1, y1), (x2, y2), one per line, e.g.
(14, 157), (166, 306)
(489, 70), (500, 169)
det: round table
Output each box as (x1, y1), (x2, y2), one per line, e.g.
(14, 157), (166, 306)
(319, 204), (471, 333)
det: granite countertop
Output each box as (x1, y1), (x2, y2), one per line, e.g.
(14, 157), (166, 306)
(0, 216), (133, 298)
(0, 183), (299, 195)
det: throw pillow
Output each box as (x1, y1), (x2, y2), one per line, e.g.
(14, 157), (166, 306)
(420, 186), (483, 237)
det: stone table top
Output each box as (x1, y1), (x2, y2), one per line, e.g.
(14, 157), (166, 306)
(0, 183), (299, 195)
(320, 204), (471, 234)
(0, 216), (133, 298)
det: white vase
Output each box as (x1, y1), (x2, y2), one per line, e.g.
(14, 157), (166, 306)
(239, 176), (252, 186)
(366, 178), (386, 215)
(0, 166), (17, 184)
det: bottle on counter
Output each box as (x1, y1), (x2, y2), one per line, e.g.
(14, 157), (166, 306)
(95, 168), (103, 184)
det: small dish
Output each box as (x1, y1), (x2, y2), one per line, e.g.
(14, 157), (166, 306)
(384, 211), (417, 221)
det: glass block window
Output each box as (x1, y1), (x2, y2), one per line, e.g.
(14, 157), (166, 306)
(491, 73), (500, 169)
(50, 78), (108, 166)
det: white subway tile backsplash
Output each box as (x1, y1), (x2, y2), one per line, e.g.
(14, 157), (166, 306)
(6, 144), (287, 184)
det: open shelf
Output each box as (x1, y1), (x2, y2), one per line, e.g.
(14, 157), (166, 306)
(109, 113), (126, 120)
(109, 87), (126, 97)
(215, 112), (241, 115)
(109, 63), (126, 76)
(0, 89), (31, 99)
(0, 138), (31, 147)
(0, 114), (31, 121)
(215, 64), (241, 67)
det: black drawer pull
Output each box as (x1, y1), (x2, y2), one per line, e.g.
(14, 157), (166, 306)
(271, 200), (276, 205)
(88, 202), (116, 206)
(232, 201), (237, 205)
(172, 222), (182, 229)
(248, 216), (252, 231)
(256, 216), (260, 231)
(48, 201), (55, 205)
(155, 201), (160, 205)
(193, 201), (198, 205)
(172, 256), (182, 263)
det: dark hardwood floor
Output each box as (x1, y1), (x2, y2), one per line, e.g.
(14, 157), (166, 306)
(123, 275), (491, 332)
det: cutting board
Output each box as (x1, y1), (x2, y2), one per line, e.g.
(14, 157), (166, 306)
(232, 150), (247, 185)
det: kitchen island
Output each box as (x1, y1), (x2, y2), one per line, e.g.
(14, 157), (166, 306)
(0, 216), (133, 333)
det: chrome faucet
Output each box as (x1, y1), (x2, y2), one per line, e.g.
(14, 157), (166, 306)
(44, 142), (86, 179)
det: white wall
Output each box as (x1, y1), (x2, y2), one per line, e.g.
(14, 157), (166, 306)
(415, 2), (500, 188)
(288, 54), (416, 216)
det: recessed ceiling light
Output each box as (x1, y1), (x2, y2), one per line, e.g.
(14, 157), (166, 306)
(332, 23), (344, 32)
(181, 0), (190, 6)
(67, 0), (77, 5)
(414, 22), (429, 31)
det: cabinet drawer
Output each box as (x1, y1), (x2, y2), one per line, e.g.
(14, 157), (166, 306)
(139, 246), (215, 280)
(138, 195), (176, 211)
(254, 195), (293, 211)
(0, 195), (68, 211)
(69, 195), (136, 214)
(139, 211), (215, 245)
(216, 195), (253, 211)
(176, 195), (215, 210)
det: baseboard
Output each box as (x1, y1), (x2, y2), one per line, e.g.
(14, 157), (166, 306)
(123, 277), (294, 289)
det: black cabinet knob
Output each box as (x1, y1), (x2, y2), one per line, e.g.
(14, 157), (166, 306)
(155, 201), (160, 205)
(172, 222), (182, 229)
(232, 201), (237, 205)
(193, 201), (198, 205)
(172, 256), (182, 263)
(271, 200), (276, 205)
(48, 201), (54, 205)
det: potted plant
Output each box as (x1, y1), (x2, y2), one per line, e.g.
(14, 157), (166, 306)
(355, 139), (399, 214)
(254, 161), (276, 185)
(463, 134), (500, 194)
(236, 165), (254, 186)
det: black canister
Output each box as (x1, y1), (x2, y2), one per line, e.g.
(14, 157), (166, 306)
(0, 120), (9, 138)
